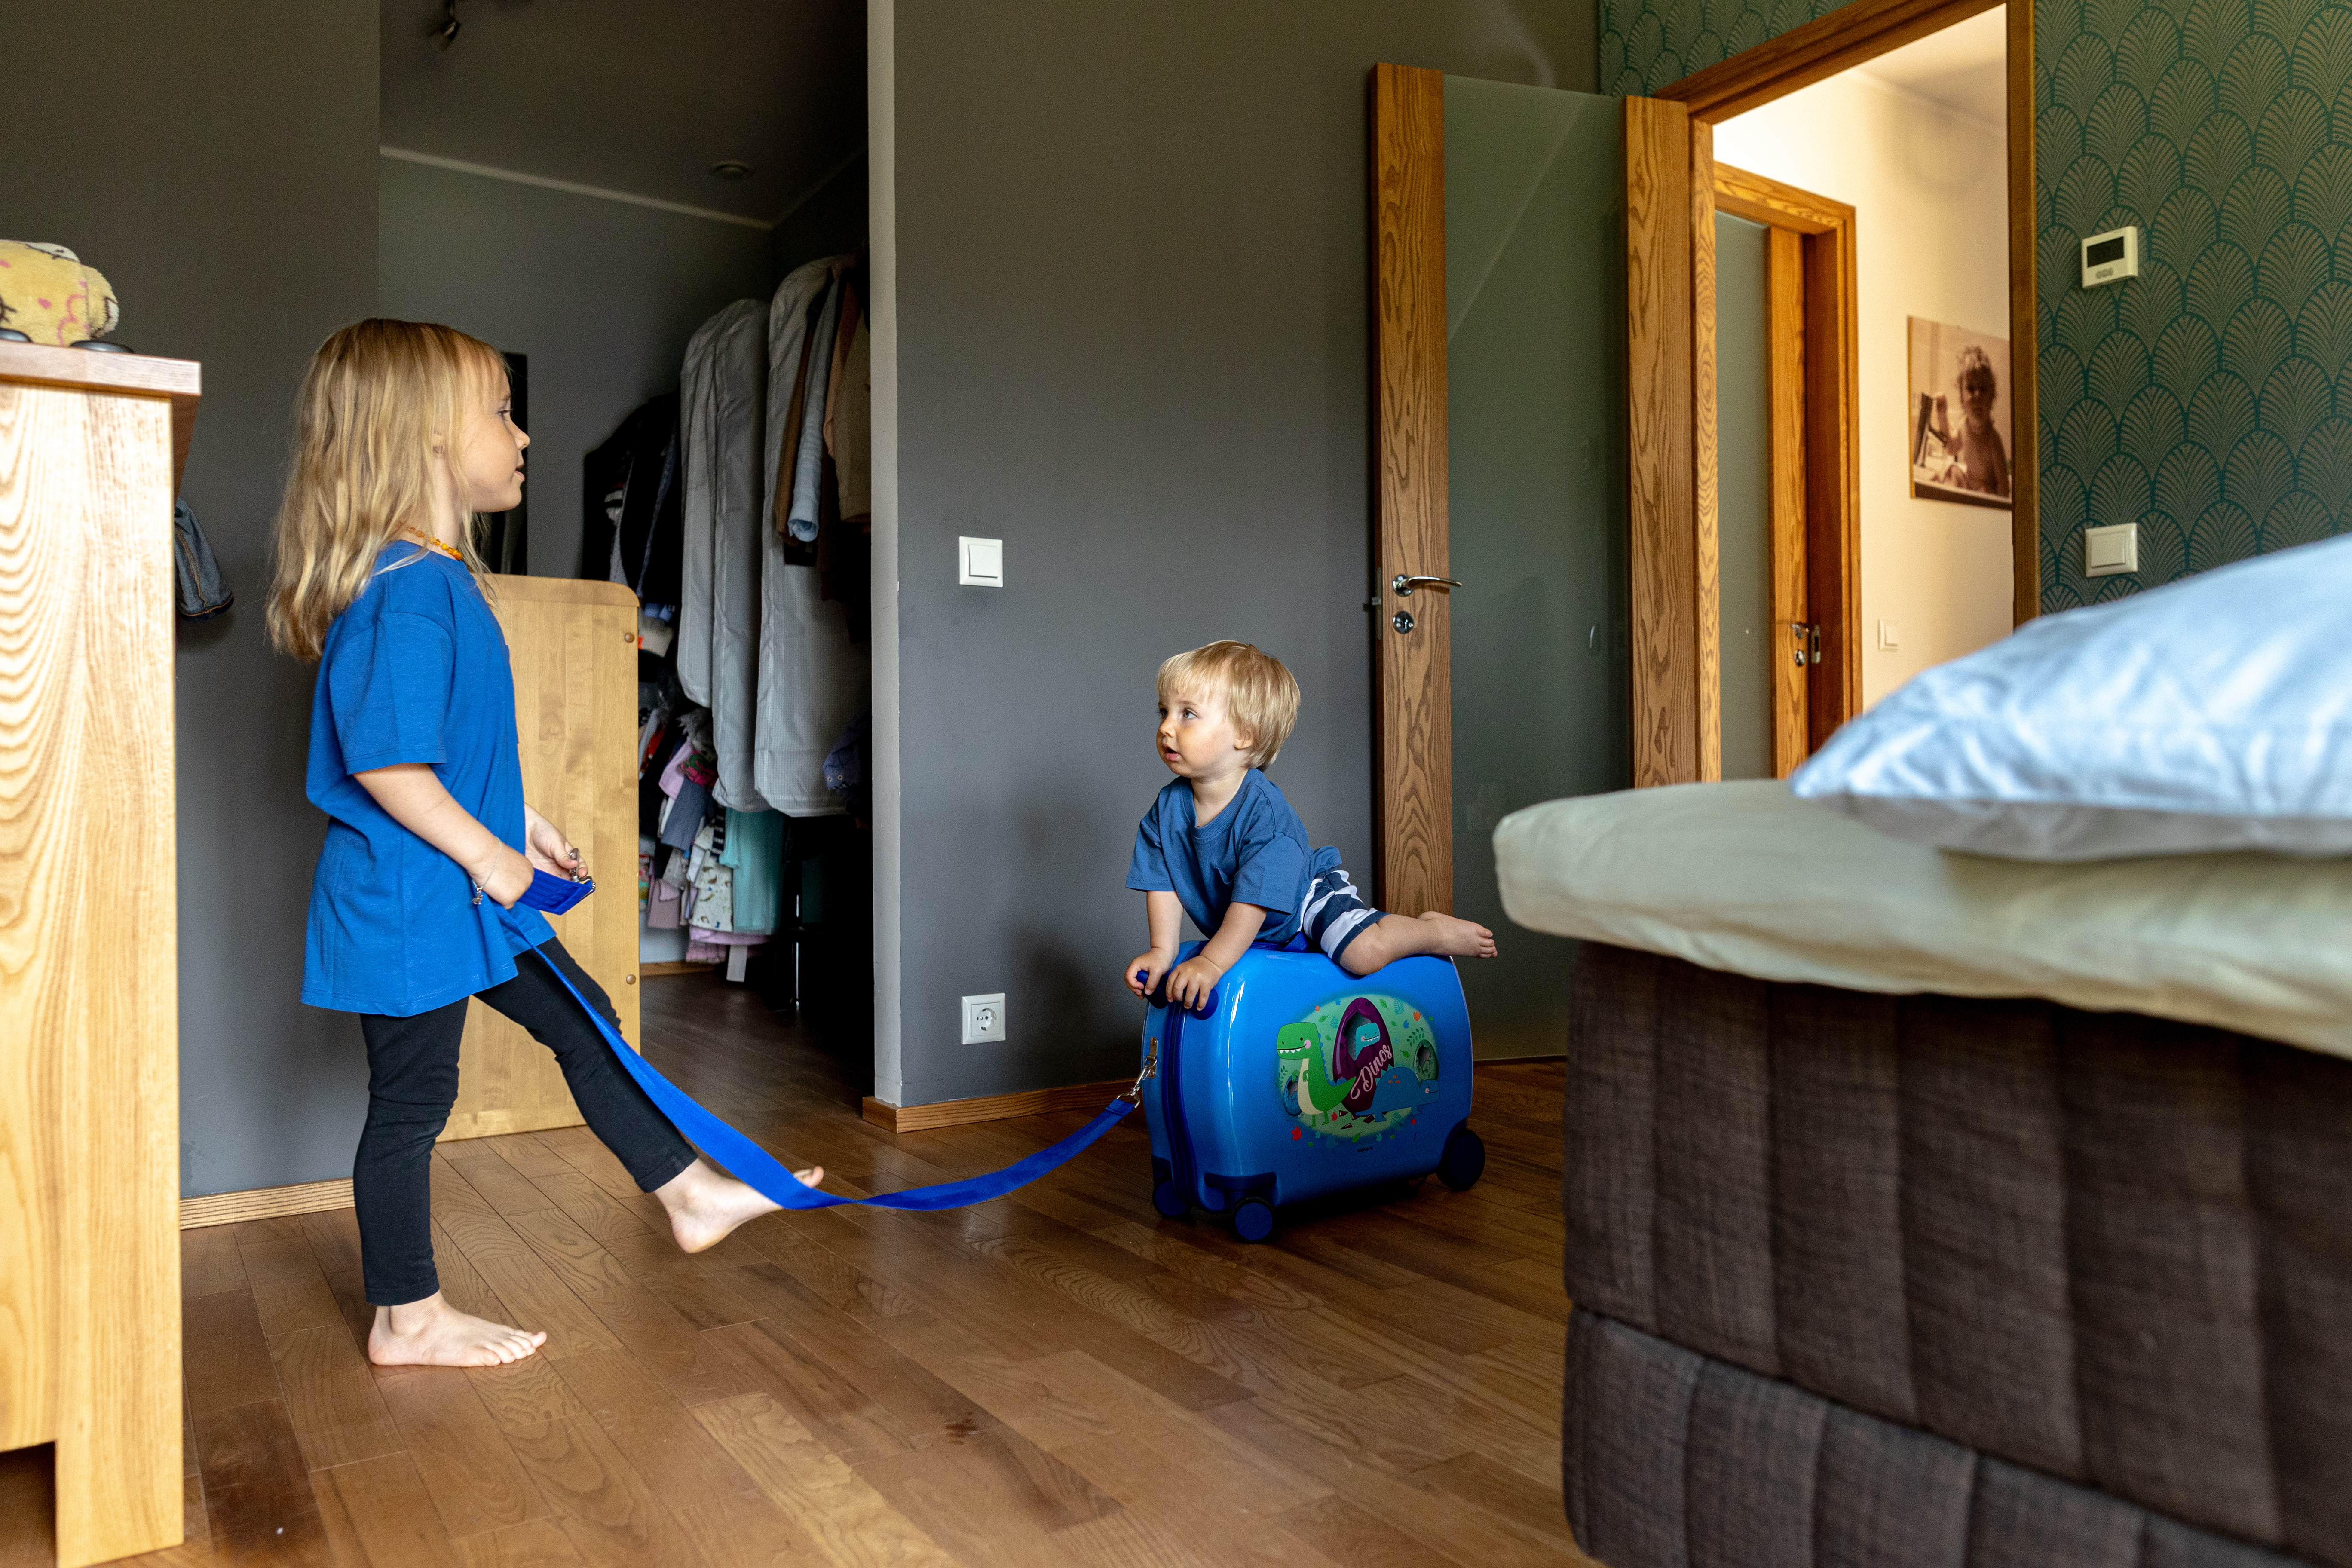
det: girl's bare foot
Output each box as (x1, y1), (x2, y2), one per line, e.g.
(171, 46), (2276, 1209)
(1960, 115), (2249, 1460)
(368, 1292), (546, 1367)
(1416, 910), (1498, 959)
(656, 1158), (823, 1253)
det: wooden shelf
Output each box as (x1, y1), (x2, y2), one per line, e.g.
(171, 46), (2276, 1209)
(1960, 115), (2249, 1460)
(0, 340), (202, 493)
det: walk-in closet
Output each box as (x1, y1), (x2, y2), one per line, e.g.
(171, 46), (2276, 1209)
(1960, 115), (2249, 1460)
(379, 0), (876, 1109)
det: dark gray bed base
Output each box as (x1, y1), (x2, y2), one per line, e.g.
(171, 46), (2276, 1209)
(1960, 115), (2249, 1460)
(1562, 943), (2352, 1568)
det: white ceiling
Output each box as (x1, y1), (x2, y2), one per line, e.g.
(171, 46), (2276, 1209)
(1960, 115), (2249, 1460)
(1854, 5), (2006, 128)
(380, 0), (866, 223)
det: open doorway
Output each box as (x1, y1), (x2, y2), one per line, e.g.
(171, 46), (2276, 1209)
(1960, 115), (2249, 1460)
(1711, 8), (2018, 778)
(375, 0), (875, 1136)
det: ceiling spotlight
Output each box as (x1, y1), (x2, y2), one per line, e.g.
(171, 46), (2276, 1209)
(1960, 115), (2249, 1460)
(434, 1), (460, 46)
(710, 160), (754, 180)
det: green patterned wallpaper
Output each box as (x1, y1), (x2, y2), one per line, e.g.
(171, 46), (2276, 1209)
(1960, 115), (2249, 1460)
(1599, 0), (2352, 611)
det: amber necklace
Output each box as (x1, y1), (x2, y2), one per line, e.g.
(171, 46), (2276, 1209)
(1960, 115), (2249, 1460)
(402, 525), (464, 562)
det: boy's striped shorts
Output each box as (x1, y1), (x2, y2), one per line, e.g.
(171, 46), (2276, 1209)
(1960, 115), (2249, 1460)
(1300, 864), (1383, 963)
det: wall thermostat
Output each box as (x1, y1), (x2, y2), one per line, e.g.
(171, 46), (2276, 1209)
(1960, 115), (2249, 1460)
(2082, 226), (2139, 287)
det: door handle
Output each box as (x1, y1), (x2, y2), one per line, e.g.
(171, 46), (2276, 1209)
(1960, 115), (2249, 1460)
(1390, 574), (1463, 597)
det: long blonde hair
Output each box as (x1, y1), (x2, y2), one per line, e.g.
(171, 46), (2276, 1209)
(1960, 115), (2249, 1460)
(266, 319), (506, 661)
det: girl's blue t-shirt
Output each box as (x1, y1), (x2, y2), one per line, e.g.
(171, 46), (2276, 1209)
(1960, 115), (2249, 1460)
(1125, 769), (1315, 945)
(301, 545), (552, 1017)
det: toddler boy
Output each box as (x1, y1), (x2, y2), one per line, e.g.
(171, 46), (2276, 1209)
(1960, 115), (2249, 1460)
(1124, 640), (1495, 1011)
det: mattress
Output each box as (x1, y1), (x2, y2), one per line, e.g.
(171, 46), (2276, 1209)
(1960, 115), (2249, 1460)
(1494, 780), (2352, 1059)
(1562, 943), (2352, 1567)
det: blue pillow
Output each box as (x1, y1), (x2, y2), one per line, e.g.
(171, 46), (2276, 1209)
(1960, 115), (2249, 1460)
(1792, 534), (2352, 860)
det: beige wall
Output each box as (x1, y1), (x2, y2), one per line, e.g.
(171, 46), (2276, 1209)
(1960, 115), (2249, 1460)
(1716, 66), (2012, 707)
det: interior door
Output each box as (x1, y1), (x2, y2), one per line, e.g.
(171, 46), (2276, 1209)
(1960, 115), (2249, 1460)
(1372, 66), (1635, 1060)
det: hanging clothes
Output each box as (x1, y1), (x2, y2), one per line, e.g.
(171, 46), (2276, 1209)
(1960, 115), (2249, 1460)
(696, 300), (772, 814)
(830, 312), (872, 527)
(580, 393), (685, 607)
(783, 271), (847, 547)
(719, 807), (786, 935)
(676, 311), (729, 706)
(754, 260), (870, 815)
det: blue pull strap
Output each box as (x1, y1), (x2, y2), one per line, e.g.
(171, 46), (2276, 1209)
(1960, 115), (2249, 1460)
(545, 960), (1138, 1211)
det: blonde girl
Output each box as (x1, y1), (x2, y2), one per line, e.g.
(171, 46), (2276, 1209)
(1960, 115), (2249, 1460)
(270, 319), (818, 1368)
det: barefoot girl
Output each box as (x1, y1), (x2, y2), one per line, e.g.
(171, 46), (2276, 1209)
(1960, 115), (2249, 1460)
(269, 319), (818, 1368)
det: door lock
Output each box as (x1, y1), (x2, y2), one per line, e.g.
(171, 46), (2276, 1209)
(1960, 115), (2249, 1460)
(1790, 622), (1822, 666)
(1393, 610), (1416, 634)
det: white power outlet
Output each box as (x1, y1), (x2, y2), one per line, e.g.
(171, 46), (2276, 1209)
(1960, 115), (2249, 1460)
(961, 993), (1007, 1045)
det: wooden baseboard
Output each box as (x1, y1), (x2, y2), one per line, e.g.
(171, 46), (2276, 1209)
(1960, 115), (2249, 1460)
(864, 1079), (1133, 1134)
(180, 1177), (353, 1230)
(640, 960), (723, 977)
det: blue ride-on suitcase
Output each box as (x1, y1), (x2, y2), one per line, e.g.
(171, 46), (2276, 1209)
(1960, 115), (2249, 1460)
(1136, 939), (1481, 1242)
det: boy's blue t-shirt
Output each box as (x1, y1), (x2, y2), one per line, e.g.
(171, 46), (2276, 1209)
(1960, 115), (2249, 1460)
(1126, 770), (1316, 945)
(301, 544), (552, 1017)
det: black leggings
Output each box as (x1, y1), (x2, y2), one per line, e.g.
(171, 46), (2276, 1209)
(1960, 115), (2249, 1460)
(355, 939), (696, 1306)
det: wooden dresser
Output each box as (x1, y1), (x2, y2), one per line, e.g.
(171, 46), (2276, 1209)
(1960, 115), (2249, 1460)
(0, 340), (197, 1565)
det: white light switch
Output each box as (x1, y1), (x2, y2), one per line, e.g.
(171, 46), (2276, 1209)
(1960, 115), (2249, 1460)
(1878, 620), (1899, 650)
(2085, 522), (2139, 577)
(959, 536), (1004, 587)
(961, 992), (1006, 1044)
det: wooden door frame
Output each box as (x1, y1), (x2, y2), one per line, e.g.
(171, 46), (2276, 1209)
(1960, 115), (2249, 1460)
(1658, 0), (2042, 628)
(1370, 61), (1452, 916)
(1714, 161), (1861, 770)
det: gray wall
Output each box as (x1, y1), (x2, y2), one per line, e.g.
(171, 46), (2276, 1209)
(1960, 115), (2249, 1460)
(887, 0), (1593, 1105)
(773, 153), (871, 285)
(379, 160), (775, 578)
(3, 1), (383, 1196)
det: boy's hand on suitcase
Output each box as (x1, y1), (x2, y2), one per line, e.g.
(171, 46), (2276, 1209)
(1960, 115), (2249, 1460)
(1163, 953), (1225, 1012)
(1127, 949), (1176, 1000)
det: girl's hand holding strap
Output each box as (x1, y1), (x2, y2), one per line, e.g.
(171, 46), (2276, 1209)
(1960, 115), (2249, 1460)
(355, 763), (536, 908)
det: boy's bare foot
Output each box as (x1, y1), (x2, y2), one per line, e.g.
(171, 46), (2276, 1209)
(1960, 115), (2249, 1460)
(656, 1158), (824, 1253)
(1415, 910), (1498, 959)
(369, 1293), (546, 1367)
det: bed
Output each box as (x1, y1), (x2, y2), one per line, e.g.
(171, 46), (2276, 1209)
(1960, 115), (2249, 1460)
(1497, 781), (2352, 1568)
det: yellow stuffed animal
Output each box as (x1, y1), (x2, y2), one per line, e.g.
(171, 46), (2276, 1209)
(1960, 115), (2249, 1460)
(0, 242), (119, 345)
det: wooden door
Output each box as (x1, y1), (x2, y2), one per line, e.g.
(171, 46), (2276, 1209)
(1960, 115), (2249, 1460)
(441, 575), (643, 1141)
(1372, 68), (1697, 925)
(1716, 161), (1860, 773)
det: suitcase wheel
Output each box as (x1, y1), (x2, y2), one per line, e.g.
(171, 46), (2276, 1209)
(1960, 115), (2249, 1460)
(1152, 1181), (1190, 1219)
(1439, 1127), (1486, 1192)
(1232, 1197), (1275, 1243)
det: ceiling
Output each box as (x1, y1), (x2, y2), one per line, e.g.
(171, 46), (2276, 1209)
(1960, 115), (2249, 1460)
(380, 0), (866, 223)
(1854, 5), (2006, 128)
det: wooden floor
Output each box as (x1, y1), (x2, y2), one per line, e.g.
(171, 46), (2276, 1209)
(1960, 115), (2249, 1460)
(0, 975), (1579, 1568)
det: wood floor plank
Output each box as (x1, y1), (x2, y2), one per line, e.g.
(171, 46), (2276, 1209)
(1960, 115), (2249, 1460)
(183, 1291), (282, 1415)
(691, 1393), (955, 1568)
(501, 1418), (712, 1568)
(299, 1206), (367, 1279)
(452, 1519), (585, 1568)
(1214, 1396), (1555, 1568)
(440, 1146), (561, 1220)
(500, 1207), (747, 1403)
(0, 1448), (52, 1568)
(241, 1233), (351, 1342)
(702, 1320), (919, 1466)
(182, 1224), (251, 1299)
(665, 1485), (831, 1568)
(314, 1451), (464, 1568)
(467, 1353), (595, 1435)
(545, 1347), (761, 1508)
(272, 1323), (404, 1471)
(191, 1398), (333, 1565)
(429, 1191), (623, 1360)
(373, 1366), (548, 1540)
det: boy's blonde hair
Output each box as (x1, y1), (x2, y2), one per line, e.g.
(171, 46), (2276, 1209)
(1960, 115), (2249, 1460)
(1158, 640), (1300, 769)
(266, 318), (507, 662)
